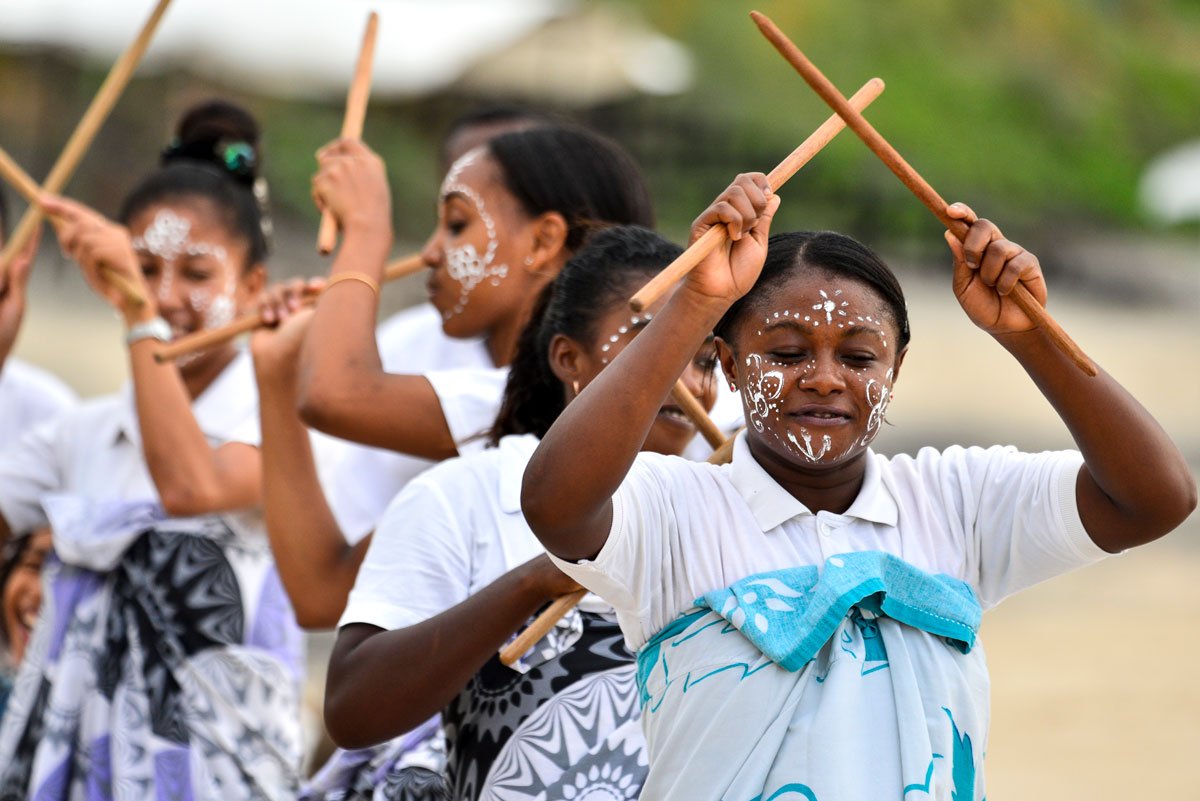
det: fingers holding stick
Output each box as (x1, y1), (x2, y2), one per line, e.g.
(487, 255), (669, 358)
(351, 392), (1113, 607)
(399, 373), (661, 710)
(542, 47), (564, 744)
(318, 11), (380, 255)
(0, 146), (146, 308)
(629, 78), (885, 313)
(153, 252), (424, 363)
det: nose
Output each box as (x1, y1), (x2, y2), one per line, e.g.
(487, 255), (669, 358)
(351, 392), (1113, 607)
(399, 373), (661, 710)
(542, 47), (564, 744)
(798, 352), (845, 395)
(419, 229), (442, 271)
(151, 269), (184, 310)
(680, 360), (717, 414)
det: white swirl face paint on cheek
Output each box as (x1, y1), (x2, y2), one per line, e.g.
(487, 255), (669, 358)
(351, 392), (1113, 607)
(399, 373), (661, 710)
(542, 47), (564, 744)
(859, 367), (894, 447)
(439, 151), (510, 320)
(742, 353), (785, 433)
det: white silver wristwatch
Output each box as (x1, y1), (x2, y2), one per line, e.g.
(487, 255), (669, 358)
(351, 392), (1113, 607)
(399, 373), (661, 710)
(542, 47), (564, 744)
(125, 316), (172, 346)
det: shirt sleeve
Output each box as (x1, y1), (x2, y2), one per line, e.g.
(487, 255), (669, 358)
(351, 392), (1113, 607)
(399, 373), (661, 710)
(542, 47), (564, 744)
(338, 470), (475, 632)
(546, 453), (677, 648)
(950, 445), (1108, 609)
(425, 367), (508, 448)
(0, 417), (64, 535)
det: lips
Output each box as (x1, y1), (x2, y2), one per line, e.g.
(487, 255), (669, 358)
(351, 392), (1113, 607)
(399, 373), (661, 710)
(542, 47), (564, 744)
(789, 404), (853, 426)
(656, 404), (694, 430)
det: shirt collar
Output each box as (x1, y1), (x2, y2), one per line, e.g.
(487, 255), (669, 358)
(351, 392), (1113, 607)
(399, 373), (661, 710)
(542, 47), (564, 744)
(727, 432), (898, 532)
(112, 350), (257, 447)
(497, 433), (541, 514)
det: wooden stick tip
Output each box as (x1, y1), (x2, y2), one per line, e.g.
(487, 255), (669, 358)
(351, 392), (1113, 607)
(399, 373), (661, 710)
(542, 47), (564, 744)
(629, 298), (646, 313)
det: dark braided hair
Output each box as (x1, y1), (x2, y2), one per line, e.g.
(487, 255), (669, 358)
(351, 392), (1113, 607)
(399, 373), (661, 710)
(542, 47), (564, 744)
(487, 125), (655, 253)
(714, 231), (911, 351)
(490, 225), (682, 444)
(118, 100), (270, 270)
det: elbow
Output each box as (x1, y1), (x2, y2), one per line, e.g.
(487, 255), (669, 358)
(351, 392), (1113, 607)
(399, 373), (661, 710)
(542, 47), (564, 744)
(323, 691), (372, 750)
(158, 484), (222, 518)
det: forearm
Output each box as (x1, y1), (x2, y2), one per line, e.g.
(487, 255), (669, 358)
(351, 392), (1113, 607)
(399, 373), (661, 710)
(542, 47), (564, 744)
(324, 563), (553, 748)
(128, 340), (257, 515)
(523, 289), (725, 558)
(258, 373), (365, 628)
(297, 232), (458, 458)
(999, 327), (1196, 550)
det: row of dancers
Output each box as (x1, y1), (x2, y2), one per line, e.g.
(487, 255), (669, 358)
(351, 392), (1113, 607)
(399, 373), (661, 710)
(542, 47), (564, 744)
(0, 96), (1193, 801)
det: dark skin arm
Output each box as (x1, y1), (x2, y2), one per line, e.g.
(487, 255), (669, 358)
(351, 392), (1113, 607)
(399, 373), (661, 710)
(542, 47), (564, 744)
(522, 175), (780, 560)
(252, 292), (371, 629)
(299, 138), (459, 460)
(944, 204), (1196, 551)
(324, 554), (579, 749)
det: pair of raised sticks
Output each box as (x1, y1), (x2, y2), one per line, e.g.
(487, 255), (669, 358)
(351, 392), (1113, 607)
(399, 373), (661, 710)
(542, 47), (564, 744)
(0, 5), (1098, 662)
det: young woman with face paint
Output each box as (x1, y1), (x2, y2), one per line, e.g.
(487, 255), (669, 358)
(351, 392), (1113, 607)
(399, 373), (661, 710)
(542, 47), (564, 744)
(298, 125), (653, 459)
(255, 226), (715, 800)
(522, 178), (1196, 801)
(0, 101), (306, 799)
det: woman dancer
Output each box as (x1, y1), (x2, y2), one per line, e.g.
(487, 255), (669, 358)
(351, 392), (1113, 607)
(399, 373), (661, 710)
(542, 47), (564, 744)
(522, 176), (1196, 800)
(0, 101), (304, 800)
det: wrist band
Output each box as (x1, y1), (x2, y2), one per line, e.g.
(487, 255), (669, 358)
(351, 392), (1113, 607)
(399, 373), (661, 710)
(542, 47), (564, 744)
(324, 271), (380, 298)
(125, 316), (172, 346)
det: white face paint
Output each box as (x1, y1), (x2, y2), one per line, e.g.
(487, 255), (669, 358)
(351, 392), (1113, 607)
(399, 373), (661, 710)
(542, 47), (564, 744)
(132, 208), (231, 305)
(438, 149), (510, 320)
(740, 287), (897, 465)
(599, 313), (653, 364)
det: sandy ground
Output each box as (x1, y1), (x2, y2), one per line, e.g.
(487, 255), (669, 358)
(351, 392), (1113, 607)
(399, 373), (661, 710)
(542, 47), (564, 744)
(12, 237), (1200, 797)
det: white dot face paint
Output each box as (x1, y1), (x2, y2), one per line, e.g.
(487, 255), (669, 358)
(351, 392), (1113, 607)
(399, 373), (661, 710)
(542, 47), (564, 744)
(598, 313), (652, 365)
(736, 278), (900, 467)
(438, 150), (511, 320)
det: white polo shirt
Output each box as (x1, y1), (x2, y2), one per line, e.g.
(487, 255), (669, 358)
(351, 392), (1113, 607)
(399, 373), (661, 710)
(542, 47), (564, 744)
(0, 357), (77, 451)
(549, 433), (1107, 652)
(324, 303), (501, 543)
(0, 350), (260, 537)
(339, 433), (605, 632)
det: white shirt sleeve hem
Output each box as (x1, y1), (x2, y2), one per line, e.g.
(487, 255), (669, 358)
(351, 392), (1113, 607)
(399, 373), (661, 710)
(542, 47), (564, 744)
(337, 600), (425, 632)
(1053, 455), (1112, 562)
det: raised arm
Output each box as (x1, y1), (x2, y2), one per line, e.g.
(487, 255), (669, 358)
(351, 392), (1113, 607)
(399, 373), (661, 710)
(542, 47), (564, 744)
(252, 291), (370, 628)
(324, 554), (579, 749)
(298, 138), (459, 460)
(945, 203), (1196, 552)
(43, 195), (260, 516)
(522, 176), (779, 560)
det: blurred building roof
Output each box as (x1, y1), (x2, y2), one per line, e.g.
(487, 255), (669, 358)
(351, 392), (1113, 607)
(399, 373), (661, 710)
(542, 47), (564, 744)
(0, 0), (692, 105)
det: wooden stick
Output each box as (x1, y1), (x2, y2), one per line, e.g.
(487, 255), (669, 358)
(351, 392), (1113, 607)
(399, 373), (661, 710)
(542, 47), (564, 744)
(153, 253), (424, 362)
(317, 11), (380, 255)
(0, 0), (174, 278)
(671, 378), (725, 449)
(0, 145), (146, 307)
(750, 11), (1097, 377)
(629, 78), (885, 313)
(498, 589), (588, 667)
(498, 425), (740, 668)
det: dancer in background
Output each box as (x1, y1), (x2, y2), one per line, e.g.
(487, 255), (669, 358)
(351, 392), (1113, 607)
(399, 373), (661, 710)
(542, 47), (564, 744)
(0, 101), (304, 800)
(259, 123), (654, 629)
(255, 224), (715, 800)
(522, 178), (1195, 799)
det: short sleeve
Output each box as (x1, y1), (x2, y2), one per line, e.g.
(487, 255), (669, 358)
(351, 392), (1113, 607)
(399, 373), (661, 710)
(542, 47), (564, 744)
(0, 417), (64, 534)
(425, 367), (508, 447)
(546, 453), (677, 647)
(338, 473), (474, 632)
(953, 446), (1107, 609)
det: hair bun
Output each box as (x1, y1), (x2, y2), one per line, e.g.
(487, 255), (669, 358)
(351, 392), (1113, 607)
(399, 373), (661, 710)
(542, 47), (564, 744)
(161, 100), (261, 187)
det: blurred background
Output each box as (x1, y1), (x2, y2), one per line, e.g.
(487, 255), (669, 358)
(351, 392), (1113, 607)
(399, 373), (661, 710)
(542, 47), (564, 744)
(2, 0), (1197, 796)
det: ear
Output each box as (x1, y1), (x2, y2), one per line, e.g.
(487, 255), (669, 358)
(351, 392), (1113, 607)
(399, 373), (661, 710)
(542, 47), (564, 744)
(891, 345), (908, 385)
(547, 332), (589, 388)
(240, 263), (267, 299)
(715, 336), (739, 391)
(525, 211), (569, 276)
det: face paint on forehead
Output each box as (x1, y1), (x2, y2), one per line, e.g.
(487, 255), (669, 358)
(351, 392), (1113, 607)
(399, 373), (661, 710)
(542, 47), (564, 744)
(599, 313), (653, 364)
(438, 148), (510, 320)
(133, 209), (230, 304)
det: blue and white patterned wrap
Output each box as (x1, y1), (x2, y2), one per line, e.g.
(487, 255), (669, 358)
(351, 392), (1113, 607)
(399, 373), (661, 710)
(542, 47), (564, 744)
(633, 551), (989, 801)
